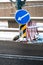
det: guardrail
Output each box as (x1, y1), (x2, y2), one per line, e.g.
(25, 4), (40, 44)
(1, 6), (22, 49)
(0, 17), (43, 20)
(0, 28), (19, 32)
(0, 17), (43, 32)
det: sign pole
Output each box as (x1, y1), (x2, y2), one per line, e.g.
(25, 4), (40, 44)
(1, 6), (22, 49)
(16, 0), (26, 41)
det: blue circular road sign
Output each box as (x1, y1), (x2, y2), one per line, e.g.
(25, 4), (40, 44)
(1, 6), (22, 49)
(15, 9), (30, 24)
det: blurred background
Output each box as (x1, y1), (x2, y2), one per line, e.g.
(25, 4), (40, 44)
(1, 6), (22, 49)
(0, 0), (43, 41)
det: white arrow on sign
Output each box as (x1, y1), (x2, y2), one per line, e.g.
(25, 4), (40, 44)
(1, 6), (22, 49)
(18, 13), (29, 21)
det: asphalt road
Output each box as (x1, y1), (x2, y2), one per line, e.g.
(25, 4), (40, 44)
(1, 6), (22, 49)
(0, 41), (43, 56)
(0, 41), (43, 65)
(0, 58), (43, 65)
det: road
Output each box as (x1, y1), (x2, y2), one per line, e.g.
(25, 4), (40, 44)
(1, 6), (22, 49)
(0, 41), (43, 56)
(0, 41), (43, 65)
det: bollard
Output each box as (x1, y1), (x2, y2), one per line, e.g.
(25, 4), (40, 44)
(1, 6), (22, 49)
(19, 24), (26, 41)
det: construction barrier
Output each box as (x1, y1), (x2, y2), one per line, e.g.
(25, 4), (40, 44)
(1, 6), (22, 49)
(26, 20), (38, 41)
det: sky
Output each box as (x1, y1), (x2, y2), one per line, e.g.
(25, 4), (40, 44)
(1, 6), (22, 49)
(0, 0), (42, 2)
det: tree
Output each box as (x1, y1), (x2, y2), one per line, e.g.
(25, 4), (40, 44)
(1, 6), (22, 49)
(10, 0), (26, 9)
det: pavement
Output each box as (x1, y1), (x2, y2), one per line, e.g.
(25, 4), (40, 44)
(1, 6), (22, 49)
(0, 32), (19, 40)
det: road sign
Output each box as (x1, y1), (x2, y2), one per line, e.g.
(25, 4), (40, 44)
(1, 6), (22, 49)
(15, 9), (30, 24)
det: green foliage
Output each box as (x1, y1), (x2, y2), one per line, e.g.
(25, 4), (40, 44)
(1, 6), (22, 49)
(10, 0), (12, 2)
(10, 0), (26, 9)
(16, 0), (26, 9)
